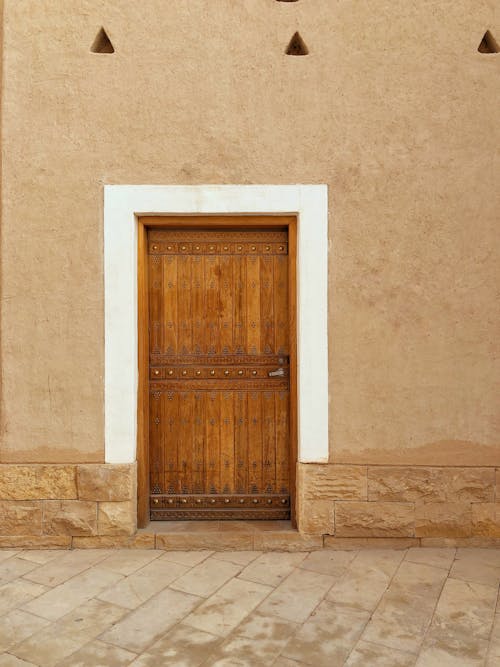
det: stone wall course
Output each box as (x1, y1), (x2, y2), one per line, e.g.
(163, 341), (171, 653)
(0, 535), (72, 549)
(1, 462), (497, 544)
(77, 464), (136, 501)
(471, 503), (500, 537)
(335, 501), (415, 538)
(42, 500), (98, 536)
(0, 465), (77, 500)
(0, 464), (136, 542)
(367, 467), (495, 503)
(98, 501), (136, 536)
(0, 501), (43, 535)
(415, 502), (471, 538)
(299, 464), (367, 500)
(297, 499), (334, 535)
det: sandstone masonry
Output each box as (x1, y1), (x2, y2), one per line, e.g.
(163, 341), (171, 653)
(0, 463), (136, 548)
(2, 462), (500, 549)
(297, 463), (500, 542)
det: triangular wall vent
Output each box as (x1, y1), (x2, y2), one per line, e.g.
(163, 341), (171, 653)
(286, 32), (309, 56)
(478, 30), (499, 53)
(90, 27), (114, 54)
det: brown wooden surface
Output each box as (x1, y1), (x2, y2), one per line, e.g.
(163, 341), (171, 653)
(287, 220), (298, 527)
(145, 224), (293, 520)
(136, 221), (149, 528)
(144, 215), (296, 228)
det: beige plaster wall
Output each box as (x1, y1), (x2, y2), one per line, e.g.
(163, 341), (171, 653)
(1, 0), (499, 465)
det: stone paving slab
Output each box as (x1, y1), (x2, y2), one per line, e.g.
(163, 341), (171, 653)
(0, 547), (499, 665)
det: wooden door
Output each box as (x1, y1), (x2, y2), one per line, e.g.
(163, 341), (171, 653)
(147, 227), (291, 520)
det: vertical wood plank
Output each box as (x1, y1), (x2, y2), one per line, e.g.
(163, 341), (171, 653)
(260, 255), (275, 355)
(191, 256), (204, 355)
(234, 391), (248, 494)
(220, 390), (235, 494)
(247, 391), (263, 494)
(178, 391), (194, 493)
(205, 391), (220, 494)
(163, 255), (178, 354)
(163, 391), (179, 494)
(148, 254), (163, 356)
(276, 390), (289, 494)
(206, 256), (220, 354)
(274, 254), (289, 356)
(246, 255), (261, 355)
(192, 392), (204, 494)
(233, 254), (247, 355)
(177, 255), (192, 354)
(219, 256), (233, 355)
(262, 391), (276, 494)
(149, 393), (162, 492)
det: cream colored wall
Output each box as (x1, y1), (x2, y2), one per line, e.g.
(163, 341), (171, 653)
(1, 0), (499, 465)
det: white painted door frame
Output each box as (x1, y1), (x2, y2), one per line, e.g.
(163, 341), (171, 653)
(103, 185), (329, 465)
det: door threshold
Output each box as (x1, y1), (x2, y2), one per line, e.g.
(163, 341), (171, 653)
(137, 520), (324, 551)
(149, 520), (292, 533)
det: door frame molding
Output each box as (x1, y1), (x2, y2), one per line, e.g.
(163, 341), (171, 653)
(104, 185), (329, 527)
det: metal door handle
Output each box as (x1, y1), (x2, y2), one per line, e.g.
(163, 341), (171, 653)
(268, 368), (286, 377)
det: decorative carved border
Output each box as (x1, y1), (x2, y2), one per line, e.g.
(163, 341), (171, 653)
(150, 509), (290, 520)
(149, 241), (288, 256)
(151, 354), (288, 365)
(149, 230), (288, 242)
(150, 380), (289, 391)
(150, 493), (290, 509)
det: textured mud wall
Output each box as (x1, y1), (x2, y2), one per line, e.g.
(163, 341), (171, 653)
(1, 0), (499, 465)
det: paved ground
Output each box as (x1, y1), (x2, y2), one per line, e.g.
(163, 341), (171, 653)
(0, 547), (499, 666)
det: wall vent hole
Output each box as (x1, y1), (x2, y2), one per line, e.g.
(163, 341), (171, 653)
(90, 27), (114, 54)
(286, 32), (309, 56)
(478, 30), (499, 53)
(277, 1), (299, 3)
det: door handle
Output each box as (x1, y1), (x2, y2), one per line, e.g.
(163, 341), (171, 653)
(268, 368), (286, 377)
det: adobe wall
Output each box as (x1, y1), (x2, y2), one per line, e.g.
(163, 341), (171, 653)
(0, 1), (499, 542)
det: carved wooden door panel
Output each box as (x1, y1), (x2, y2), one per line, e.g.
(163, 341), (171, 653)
(148, 228), (290, 520)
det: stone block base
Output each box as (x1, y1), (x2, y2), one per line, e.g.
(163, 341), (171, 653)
(2, 461), (500, 549)
(0, 463), (137, 545)
(297, 463), (499, 540)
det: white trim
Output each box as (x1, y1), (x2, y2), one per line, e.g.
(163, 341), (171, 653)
(104, 185), (329, 464)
